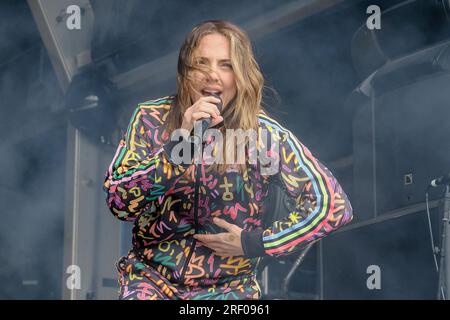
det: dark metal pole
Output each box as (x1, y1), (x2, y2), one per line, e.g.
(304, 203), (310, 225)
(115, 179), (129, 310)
(437, 185), (450, 299)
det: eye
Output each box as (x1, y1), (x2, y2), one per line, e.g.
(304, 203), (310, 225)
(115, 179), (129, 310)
(195, 58), (207, 65)
(222, 63), (233, 69)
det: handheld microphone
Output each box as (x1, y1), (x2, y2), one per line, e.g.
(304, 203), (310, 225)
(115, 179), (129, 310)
(429, 173), (450, 188)
(200, 92), (223, 136)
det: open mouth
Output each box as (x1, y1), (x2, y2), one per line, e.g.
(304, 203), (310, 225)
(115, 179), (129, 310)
(201, 89), (222, 98)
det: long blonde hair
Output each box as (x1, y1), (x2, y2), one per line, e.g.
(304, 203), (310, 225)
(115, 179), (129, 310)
(165, 20), (265, 174)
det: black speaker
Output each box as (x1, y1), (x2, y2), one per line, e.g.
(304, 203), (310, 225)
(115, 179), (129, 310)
(65, 66), (118, 143)
(322, 204), (441, 299)
(351, 0), (450, 79)
(351, 40), (450, 222)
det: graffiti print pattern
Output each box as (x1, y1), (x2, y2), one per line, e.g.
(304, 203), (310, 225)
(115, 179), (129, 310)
(103, 96), (353, 300)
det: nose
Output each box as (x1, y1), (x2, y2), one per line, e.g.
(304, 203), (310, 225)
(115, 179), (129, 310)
(207, 65), (220, 82)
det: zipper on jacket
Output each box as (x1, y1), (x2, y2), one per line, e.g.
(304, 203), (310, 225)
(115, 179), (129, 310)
(179, 162), (201, 282)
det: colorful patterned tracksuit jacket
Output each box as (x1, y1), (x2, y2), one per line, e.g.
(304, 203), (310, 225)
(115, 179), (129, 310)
(103, 96), (353, 300)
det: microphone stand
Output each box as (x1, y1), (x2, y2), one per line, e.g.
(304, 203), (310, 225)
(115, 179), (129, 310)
(437, 184), (450, 300)
(281, 242), (315, 299)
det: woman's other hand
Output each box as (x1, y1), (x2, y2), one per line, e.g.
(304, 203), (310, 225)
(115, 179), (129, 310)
(193, 217), (244, 256)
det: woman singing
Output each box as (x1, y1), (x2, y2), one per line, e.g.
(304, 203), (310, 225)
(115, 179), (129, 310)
(103, 20), (353, 300)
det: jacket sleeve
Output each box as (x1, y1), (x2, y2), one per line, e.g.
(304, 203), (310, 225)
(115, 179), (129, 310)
(241, 118), (353, 258)
(102, 105), (187, 221)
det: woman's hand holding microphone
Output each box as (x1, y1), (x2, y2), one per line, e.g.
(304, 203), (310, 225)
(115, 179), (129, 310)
(180, 95), (224, 136)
